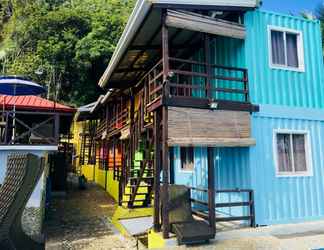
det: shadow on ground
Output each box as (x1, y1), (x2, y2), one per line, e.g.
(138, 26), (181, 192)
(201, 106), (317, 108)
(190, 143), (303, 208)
(45, 182), (137, 250)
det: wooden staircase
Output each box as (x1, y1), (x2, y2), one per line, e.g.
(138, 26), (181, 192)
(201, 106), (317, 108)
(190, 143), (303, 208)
(79, 133), (91, 165)
(121, 151), (154, 208)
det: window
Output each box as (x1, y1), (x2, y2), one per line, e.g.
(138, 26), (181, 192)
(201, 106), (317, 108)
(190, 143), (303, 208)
(274, 130), (312, 176)
(180, 147), (194, 171)
(268, 26), (304, 71)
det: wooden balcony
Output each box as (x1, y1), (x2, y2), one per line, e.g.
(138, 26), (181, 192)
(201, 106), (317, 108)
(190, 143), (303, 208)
(144, 57), (258, 113)
(107, 107), (128, 137)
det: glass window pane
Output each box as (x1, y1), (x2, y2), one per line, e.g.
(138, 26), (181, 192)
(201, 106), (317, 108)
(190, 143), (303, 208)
(277, 133), (293, 172)
(271, 30), (286, 65)
(293, 134), (307, 172)
(286, 33), (299, 68)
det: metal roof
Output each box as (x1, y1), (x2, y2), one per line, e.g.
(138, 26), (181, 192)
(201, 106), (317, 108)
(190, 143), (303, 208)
(99, 0), (259, 89)
(0, 95), (75, 113)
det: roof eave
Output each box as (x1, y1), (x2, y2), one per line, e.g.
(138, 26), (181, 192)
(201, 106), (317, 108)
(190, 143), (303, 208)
(99, 0), (260, 89)
(99, 0), (152, 89)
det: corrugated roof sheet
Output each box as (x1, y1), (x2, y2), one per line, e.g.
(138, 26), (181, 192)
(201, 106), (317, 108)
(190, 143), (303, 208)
(0, 95), (75, 113)
(98, 0), (259, 88)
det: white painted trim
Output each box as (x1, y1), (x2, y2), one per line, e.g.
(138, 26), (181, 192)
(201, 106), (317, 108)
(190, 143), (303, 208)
(268, 25), (305, 72)
(0, 145), (58, 151)
(273, 129), (313, 177)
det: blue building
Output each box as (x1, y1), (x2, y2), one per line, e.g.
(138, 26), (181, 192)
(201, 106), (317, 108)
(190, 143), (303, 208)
(94, 0), (324, 244)
(172, 10), (324, 226)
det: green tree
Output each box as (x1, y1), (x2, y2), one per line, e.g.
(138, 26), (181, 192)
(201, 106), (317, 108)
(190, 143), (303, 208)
(316, 4), (324, 52)
(0, 0), (135, 106)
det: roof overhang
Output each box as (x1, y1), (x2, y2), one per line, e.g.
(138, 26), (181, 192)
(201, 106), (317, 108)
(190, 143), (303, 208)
(99, 0), (259, 89)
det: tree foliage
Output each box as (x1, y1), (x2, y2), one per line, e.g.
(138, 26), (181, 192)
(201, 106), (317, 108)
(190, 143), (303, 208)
(0, 0), (135, 106)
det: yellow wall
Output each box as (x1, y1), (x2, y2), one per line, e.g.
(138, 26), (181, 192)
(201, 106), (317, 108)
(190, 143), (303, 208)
(82, 165), (95, 181)
(96, 167), (107, 189)
(107, 170), (119, 201)
(71, 117), (122, 203)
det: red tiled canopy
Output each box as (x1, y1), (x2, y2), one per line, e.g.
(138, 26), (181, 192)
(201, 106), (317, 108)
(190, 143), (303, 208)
(0, 95), (76, 113)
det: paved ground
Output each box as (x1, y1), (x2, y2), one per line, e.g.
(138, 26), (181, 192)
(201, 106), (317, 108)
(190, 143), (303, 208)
(44, 181), (324, 250)
(45, 183), (138, 250)
(164, 220), (324, 250)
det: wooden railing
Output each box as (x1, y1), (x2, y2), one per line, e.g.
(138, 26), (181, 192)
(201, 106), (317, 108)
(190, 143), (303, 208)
(96, 120), (107, 138)
(107, 107), (129, 136)
(0, 111), (60, 145)
(189, 187), (256, 227)
(144, 59), (164, 109)
(144, 57), (250, 111)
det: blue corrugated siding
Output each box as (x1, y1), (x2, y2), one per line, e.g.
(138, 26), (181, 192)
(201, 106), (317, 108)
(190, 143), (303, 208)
(251, 107), (324, 225)
(212, 36), (246, 102)
(172, 146), (251, 217)
(245, 10), (324, 108)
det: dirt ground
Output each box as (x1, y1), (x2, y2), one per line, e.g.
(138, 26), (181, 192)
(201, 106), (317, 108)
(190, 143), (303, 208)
(44, 183), (138, 250)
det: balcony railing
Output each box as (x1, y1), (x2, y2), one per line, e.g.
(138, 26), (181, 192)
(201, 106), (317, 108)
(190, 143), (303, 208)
(144, 57), (254, 112)
(0, 111), (60, 145)
(107, 107), (129, 136)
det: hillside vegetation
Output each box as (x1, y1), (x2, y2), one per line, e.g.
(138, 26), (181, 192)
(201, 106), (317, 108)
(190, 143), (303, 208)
(0, 0), (134, 106)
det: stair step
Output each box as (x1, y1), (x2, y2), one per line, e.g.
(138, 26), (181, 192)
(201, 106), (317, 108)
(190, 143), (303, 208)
(123, 192), (149, 196)
(122, 199), (148, 203)
(128, 176), (154, 180)
(128, 184), (152, 188)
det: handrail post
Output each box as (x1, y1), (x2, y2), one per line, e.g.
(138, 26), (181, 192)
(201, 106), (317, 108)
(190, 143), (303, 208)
(249, 190), (256, 227)
(205, 34), (212, 99)
(207, 147), (216, 234)
(244, 69), (249, 103)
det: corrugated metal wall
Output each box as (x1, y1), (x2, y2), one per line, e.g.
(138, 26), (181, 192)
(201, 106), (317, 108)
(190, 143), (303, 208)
(172, 146), (251, 216)
(212, 36), (246, 102)
(245, 10), (324, 108)
(251, 110), (324, 225)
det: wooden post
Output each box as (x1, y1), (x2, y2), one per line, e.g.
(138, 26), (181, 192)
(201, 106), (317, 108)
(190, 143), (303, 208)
(249, 190), (256, 227)
(207, 147), (216, 234)
(169, 147), (174, 184)
(129, 92), (135, 178)
(161, 9), (170, 239)
(54, 114), (60, 144)
(105, 140), (108, 191)
(153, 110), (161, 232)
(205, 34), (212, 99)
(119, 140), (126, 206)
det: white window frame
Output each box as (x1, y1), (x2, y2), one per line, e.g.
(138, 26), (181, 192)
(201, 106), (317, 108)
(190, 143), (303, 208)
(273, 129), (313, 177)
(268, 25), (305, 72)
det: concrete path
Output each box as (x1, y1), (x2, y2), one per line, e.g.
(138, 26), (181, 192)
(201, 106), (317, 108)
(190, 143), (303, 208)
(45, 183), (137, 250)
(44, 181), (324, 249)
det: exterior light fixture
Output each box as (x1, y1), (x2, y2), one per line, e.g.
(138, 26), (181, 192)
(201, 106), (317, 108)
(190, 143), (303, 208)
(209, 100), (218, 109)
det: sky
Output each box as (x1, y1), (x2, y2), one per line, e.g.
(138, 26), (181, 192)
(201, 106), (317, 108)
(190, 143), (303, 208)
(261, 0), (323, 15)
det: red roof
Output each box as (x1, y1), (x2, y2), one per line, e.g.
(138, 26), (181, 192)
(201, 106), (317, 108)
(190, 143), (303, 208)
(0, 95), (76, 113)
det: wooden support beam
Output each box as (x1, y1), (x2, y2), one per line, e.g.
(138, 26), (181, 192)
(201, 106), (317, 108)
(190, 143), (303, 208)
(169, 147), (174, 184)
(54, 114), (60, 144)
(161, 9), (170, 239)
(153, 110), (161, 232)
(166, 10), (246, 39)
(204, 34), (212, 99)
(115, 67), (147, 73)
(121, 25), (162, 80)
(207, 147), (216, 234)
